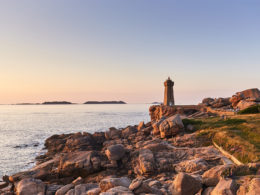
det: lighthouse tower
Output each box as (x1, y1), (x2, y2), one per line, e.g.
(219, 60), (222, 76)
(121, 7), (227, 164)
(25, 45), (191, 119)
(163, 77), (175, 106)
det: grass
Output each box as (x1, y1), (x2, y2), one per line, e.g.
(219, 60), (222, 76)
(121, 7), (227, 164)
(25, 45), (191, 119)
(183, 114), (260, 163)
(238, 105), (260, 115)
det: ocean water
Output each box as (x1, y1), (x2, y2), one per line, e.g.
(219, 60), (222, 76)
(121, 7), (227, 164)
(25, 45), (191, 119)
(0, 104), (151, 179)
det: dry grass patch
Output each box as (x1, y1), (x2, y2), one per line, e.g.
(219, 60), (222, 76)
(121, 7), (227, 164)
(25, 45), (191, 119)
(185, 114), (260, 163)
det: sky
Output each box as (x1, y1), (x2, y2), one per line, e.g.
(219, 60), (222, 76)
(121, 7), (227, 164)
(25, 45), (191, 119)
(0, 0), (259, 104)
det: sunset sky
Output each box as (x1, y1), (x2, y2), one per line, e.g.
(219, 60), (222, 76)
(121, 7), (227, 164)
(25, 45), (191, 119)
(0, 0), (259, 104)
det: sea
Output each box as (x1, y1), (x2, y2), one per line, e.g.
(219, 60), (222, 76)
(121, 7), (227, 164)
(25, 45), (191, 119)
(0, 104), (151, 179)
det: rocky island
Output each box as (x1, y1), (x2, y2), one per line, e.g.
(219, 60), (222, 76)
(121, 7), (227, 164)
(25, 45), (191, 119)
(84, 101), (126, 104)
(42, 101), (73, 105)
(0, 78), (259, 195)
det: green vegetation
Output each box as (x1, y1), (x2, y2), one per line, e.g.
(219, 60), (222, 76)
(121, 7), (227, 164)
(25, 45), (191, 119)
(184, 114), (260, 163)
(238, 105), (260, 115)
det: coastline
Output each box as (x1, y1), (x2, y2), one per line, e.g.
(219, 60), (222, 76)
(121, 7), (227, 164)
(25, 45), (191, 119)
(1, 103), (259, 194)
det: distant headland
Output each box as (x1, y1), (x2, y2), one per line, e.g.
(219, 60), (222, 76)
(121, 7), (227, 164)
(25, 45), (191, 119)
(84, 101), (126, 104)
(42, 101), (73, 105)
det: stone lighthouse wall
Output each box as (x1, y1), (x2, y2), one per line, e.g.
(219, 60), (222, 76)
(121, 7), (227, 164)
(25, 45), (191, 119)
(163, 78), (175, 106)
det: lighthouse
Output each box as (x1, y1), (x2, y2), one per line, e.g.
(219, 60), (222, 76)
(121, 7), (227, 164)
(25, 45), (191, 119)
(163, 77), (175, 106)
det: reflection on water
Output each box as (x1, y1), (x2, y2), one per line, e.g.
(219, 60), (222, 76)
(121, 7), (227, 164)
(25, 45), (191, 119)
(0, 104), (150, 178)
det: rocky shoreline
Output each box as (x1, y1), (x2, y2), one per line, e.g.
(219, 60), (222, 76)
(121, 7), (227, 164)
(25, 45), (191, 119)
(0, 116), (259, 194)
(1, 89), (260, 195)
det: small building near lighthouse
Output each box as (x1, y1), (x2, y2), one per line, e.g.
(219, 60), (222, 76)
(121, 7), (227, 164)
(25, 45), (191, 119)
(163, 77), (175, 106)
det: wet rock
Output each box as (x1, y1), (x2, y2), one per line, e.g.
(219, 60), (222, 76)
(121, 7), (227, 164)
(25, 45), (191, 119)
(159, 114), (184, 138)
(202, 165), (231, 186)
(170, 173), (201, 195)
(211, 178), (238, 195)
(99, 177), (131, 192)
(105, 144), (125, 161)
(16, 178), (46, 195)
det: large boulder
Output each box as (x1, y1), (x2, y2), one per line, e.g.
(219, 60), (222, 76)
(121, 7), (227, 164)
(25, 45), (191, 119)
(105, 127), (121, 140)
(247, 178), (260, 195)
(202, 165), (231, 186)
(201, 98), (214, 106)
(129, 179), (162, 194)
(105, 144), (125, 161)
(16, 178), (46, 195)
(230, 88), (260, 107)
(170, 173), (201, 195)
(74, 183), (99, 195)
(136, 149), (155, 175)
(102, 186), (134, 195)
(152, 117), (165, 136)
(121, 126), (137, 138)
(58, 151), (103, 177)
(159, 114), (184, 138)
(236, 100), (258, 110)
(87, 187), (101, 195)
(99, 177), (131, 192)
(211, 98), (231, 108)
(211, 178), (238, 195)
(237, 178), (260, 195)
(55, 184), (74, 195)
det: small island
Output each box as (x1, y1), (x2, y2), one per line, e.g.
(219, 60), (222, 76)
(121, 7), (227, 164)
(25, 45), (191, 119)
(42, 101), (73, 105)
(84, 101), (126, 104)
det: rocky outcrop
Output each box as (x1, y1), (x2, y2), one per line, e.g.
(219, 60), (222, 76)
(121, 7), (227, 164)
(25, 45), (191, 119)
(170, 173), (202, 195)
(230, 88), (260, 107)
(211, 178), (238, 195)
(58, 151), (105, 177)
(201, 97), (231, 108)
(136, 149), (155, 175)
(198, 88), (260, 112)
(149, 105), (200, 121)
(202, 165), (232, 186)
(2, 103), (260, 195)
(105, 144), (125, 161)
(236, 100), (259, 110)
(99, 177), (131, 192)
(159, 114), (184, 138)
(16, 178), (46, 195)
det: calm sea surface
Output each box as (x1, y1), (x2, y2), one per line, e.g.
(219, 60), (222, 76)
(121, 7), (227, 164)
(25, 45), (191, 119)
(0, 104), (151, 179)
